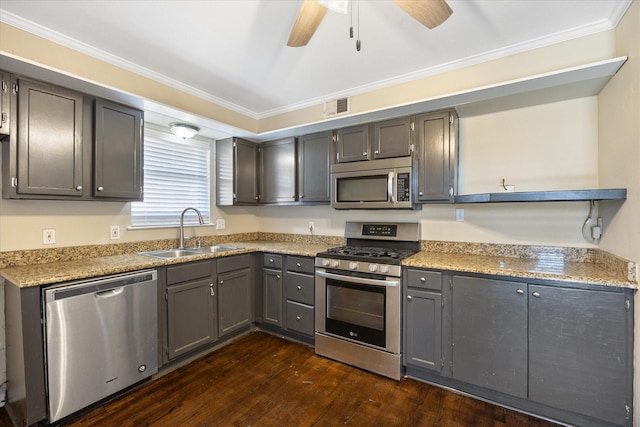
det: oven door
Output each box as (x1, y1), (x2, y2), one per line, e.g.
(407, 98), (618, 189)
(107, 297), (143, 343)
(315, 269), (401, 354)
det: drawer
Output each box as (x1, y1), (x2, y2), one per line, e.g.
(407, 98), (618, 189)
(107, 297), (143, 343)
(406, 269), (442, 291)
(286, 301), (314, 337)
(218, 254), (251, 273)
(285, 272), (314, 305)
(166, 260), (212, 285)
(263, 254), (283, 269)
(286, 256), (314, 274)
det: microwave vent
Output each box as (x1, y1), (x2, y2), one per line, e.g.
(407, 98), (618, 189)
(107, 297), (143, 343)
(324, 97), (349, 117)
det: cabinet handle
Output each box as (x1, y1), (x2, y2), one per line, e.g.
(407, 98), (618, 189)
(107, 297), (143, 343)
(516, 289), (524, 295)
(75, 185), (83, 191)
(420, 277), (426, 283)
(97, 186), (104, 192)
(419, 191), (424, 196)
(219, 280), (224, 285)
(363, 152), (367, 157)
(296, 316), (302, 321)
(299, 194), (304, 199)
(269, 258), (274, 263)
(296, 285), (302, 290)
(532, 291), (540, 298)
(407, 295), (412, 301)
(209, 283), (215, 297)
(276, 275), (280, 279)
(255, 196), (259, 200)
(296, 262), (301, 267)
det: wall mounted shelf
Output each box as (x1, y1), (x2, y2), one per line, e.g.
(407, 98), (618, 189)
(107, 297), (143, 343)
(454, 188), (627, 204)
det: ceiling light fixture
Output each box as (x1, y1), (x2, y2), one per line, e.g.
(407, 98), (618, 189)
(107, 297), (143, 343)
(169, 122), (200, 139)
(319, 0), (348, 14)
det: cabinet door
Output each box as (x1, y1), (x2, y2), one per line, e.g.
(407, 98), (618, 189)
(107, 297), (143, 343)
(235, 138), (260, 204)
(0, 72), (10, 135)
(217, 268), (251, 337)
(451, 276), (527, 398)
(93, 99), (143, 200)
(167, 278), (217, 359)
(260, 137), (296, 203)
(336, 125), (370, 163)
(16, 78), (84, 196)
(404, 288), (442, 372)
(297, 131), (331, 203)
(263, 268), (283, 326)
(373, 117), (412, 159)
(529, 285), (632, 426)
(414, 110), (457, 202)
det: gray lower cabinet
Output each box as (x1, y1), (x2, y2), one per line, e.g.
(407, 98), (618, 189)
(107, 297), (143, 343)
(403, 269), (444, 373)
(216, 137), (260, 206)
(528, 285), (632, 426)
(451, 276), (528, 398)
(262, 254), (283, 326)
(444, 275), (633, 426)
(260, 137), (296, 203)
(165, 260), (217, 361)
(216, 255), (252, 338)
(297, 131), (331, 203)
(414, 109), (458, 202)
(93, 99), (143, 200)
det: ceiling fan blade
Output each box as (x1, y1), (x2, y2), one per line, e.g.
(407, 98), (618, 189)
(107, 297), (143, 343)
(287, 0), (328, 47)
(392, 0), (453, 29)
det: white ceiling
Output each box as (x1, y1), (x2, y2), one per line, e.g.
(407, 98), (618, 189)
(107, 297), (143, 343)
(0, 0), (632, 136)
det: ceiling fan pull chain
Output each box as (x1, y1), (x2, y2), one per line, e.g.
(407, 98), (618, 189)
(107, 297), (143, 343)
(349, 0), (354, 38)
(356, 0), (361, 51)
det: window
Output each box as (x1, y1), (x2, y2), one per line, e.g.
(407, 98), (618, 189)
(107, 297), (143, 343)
(131, 125), (211, 227)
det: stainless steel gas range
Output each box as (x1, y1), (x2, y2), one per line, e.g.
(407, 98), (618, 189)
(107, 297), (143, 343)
(314, 221), (420, 380)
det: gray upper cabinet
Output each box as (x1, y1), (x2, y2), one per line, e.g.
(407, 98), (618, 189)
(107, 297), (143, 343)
(12, 78), (84, 198)
(297, 131), (331, 203)
(528, 285), (632, 426)
(373, 117), (412, 159)
(260, 137), (296, 204)
(0, 71), (10, 136)
(93, 99), (143, 200)
(216, 137), (260, 206)
(451, 276), (528, 399)
(414, 110), (458, 203)
(336, 124), (370, 163)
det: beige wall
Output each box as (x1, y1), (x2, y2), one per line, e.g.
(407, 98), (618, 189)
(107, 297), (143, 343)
(597, 0), (640, 422)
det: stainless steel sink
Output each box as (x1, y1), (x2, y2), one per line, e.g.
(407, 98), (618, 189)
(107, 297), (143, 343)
(138, 245), (241, 259)
(190, 245), (240, 254)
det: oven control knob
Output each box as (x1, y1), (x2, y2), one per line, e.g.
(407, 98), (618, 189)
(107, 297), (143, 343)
(322, 259), (330, 267)
(330, 259), (340, 268)
(368, 264), (378, 272)
(380, 265), (390, 274)
(348, 261), (358, 270)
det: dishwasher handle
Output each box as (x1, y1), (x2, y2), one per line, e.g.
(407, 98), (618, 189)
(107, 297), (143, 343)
(95, 287), (125, 298)
(45, 270), (157, 303)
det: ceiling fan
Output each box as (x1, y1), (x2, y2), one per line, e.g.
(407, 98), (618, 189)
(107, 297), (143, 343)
(287, 0), (453, 48)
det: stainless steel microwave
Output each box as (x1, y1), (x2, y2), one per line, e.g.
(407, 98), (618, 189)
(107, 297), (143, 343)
(331, 157), (418, 209)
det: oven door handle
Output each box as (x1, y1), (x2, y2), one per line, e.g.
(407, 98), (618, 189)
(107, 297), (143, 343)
(316, 269), (400, 287)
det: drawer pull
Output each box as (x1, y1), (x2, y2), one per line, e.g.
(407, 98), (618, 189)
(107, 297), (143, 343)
(296, 316), (301, 321)
(407, 295), (412, 301)
(276, 275), (281, 279)
(269, 258), (274, 263)
(296, 285), (302, 290)
(516, 289), (524, 295)
(420, 277), (426, 283)
(532, 291), (541, 298)
(296, 262), (301, 268)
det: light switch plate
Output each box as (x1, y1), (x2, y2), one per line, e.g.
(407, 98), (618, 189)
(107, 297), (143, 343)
(455, 208), (464, 222)
(216, 218), (226, 230)
(43, 229), (56, 244)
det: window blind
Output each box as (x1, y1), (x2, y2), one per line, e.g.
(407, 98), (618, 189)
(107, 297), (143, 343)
(131, 126), (211, 227)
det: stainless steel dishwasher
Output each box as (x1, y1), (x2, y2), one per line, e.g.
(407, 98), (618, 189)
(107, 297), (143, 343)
(43, 270), (158, 423)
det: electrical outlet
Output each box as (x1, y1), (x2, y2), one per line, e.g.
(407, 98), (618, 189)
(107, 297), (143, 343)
(110, 225), (121, 240)
(455, 208), (464, 222)
(43, 229), (56, 245)
(216, 218), (226, 230)
(309, 221), (315, 234)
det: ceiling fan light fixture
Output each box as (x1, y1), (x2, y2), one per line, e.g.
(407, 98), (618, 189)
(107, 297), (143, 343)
(169, 122), (200, 139)
(319, 0), (349, 14)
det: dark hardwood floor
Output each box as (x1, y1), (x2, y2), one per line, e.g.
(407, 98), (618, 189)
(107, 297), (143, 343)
(1, 331), (560, 426)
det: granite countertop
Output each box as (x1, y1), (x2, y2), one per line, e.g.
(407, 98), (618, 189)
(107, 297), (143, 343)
(1, 240), (636, 290)
(403, 251), (637, 289)
(0, 241), (335, 288)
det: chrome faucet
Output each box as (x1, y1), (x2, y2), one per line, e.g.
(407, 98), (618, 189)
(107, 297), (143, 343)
(179, 207), (205, 249)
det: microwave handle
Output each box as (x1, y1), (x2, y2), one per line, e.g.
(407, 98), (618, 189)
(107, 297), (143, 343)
(388, 171), (395, 203)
